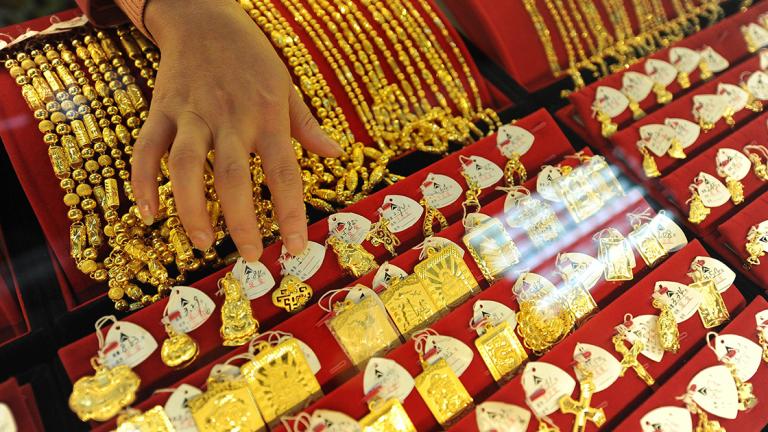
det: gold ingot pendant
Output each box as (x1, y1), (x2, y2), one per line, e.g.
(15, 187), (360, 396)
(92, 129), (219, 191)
(69, 360), (141, 422)
(414, 358), (474, 427)
(414, 244), (479, 309)
(188, 378), (266, 432)
(474, 321), (528, 382)
(272, 275), (313, 313)
(359, 398), (417, 432)
(116, 406), (175, 432)
(161, 324), (199, 369)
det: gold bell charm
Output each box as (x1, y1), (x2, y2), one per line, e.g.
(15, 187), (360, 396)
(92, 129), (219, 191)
(638, 144), (661, 178)
(653, 83), (673, 105)
(687, 186), (710, 224)
(596, 109), (618, 138)
(218, 272), (259, 346)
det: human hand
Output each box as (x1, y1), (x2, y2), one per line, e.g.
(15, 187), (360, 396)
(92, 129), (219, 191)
(131, 0), (342, 262)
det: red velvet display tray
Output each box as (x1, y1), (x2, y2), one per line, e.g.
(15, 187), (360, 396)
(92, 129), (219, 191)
(0, 378), (43, 432)
(449, 240), (746, 431)
(718, 189), (768, 287)
(616, 296), (768, 431)
(0, 228), (29, 348)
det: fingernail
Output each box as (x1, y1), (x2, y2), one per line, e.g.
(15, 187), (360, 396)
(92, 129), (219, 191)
(324, 135), (344, 155)
(137, 201), (154, 225)
(284, 234), (307, 255)
(189, 230), (213, 250)
(240, 244), (263, 261)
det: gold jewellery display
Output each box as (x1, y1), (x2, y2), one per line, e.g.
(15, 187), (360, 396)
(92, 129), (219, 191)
(3, 0), (500, 310)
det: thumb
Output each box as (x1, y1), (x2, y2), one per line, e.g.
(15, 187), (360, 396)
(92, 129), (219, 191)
(288, 89), (344, 157)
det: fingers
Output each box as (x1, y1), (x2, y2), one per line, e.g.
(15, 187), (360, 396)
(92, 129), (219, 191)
(214, 130), (263, 262)
(288, 90), (343, 158)
(132, 108), (175, 225)
(168, 112), (214, 250)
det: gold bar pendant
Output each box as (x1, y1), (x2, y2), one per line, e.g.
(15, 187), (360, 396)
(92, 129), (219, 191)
(414, 358), (473, 427)
(474, 321), (528, 382)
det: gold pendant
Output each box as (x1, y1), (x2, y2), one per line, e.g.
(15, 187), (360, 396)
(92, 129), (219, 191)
(161, 324), (199, 369)
(595, 228), (635, 281)
(596, 110), (617, 138)
(461, 173), (482, 215)
(366, 218), (401, 257)
(746, 225), (767, 269)
(188, 376), (266, 432)
(725, 177), (744, 205)
(683, 398), (726, 432)
(698, 60), (713, 81)
(474, 321), (528, 382)
(328, 236), (378, 278)
(652, 297), (680, 353)
(687, 189), (710, 224)
(555, 164), (604, 222)
(462, 217), (520, 283)
(241, 338), (323, 426)
(677, 71), (691, 89)
(326, 296), (401, 368)
(115, 406), (175, 432)
(514, 274), (575, 354)
(723, 359), (758, 411)
(757, 327), (768, 363)
(379, 273), (443, 337)
(420, 199), (448, 238)
(414, 358), (474, 427)
(558, 367), (606, 432)
(504, 153), (527, 186)
(689, 271), (729, 328)
(560, 282), (598, 323)
(503, 187), (561, 247)
(413, 244), (479, 309)
(639, 144), (661, 178)
(628, 97), (646, 120)
(272, 275), (313, 313)
(667, 138), (687, 159)
(628, 219), (667, 267)
(743, 146), (768, 181)
(653, 83), (673, 105)
(612, 334), (655, 386)
(358, 398), (417, 432)
(723, 107), (736, 128)
(69, 359), (141, 422)
(219, 272), (259, 346)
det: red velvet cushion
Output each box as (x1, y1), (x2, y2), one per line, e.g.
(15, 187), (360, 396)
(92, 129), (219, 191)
(0, 378), (43, 432)
(718, 189), (768, 288)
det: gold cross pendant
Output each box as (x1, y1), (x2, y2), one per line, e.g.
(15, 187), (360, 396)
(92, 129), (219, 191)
(612, 334), (655, 386)
(558, 368), (606, 432)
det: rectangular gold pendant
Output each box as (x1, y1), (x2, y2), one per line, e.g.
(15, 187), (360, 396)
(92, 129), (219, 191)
(414, 244), (480, 309)
(188, 379), (266, 432)
(462, 217), (520, 282)
(327, 296), (401, 368)
(689, 278), (730, 328)
(560, 283), (598, 322)
(628, 223), (667, 266)
(240, 338), (323, 426)
(379, 273), (443, 337)
(414, 358), (474, 427)
(116, 406), (175, 432)
(474, 321), (528, 382)
(359, 399), (417, 432)
(554, 167), (604, 222)
(597, 230), (636, 281)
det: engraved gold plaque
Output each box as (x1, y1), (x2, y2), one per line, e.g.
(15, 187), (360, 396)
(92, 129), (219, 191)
(474, 321), (528, 382)
(689, 277), (729, 328)
(379, 273), (443, 337)
(240, 338), (323, 426)
(327, 296), (401, 368)
(115, 406), (175, 432)
(462, 217), (520, 282)
(414, 245), (479, 309)
(358, 399), (417, 432)
(188, 378), (266, 432)
(628, 223), (667, 267)
(414, 358), (474, 427)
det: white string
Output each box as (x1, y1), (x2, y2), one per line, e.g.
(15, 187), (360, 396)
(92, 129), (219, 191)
(0, 16), (88, 52)
(706, 331), (719, 355)
(318, 288), (351, 312)
(94, 315), (118, 355)
(495, 185), (530, 196)
(223, 352), (254, 366)
(626, 207), (653, 228)
(153, 388), (178, 395)
(412, 328), (438, 356)
(281, 412), (312, 432)
(413, 237), (430, 260)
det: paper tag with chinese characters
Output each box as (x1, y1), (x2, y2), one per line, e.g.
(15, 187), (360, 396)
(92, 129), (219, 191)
(744, 23), (768, 50)
(713, 334), (762, 381)
(747, 71), (768, 100)
(472, 300), (517, 336)
(424, 335), (474, 377)
(639, 124), (676, 157)
(420, 173), (463, 209)
(573, 343), (621, 392)
(694, 172), (730, 208)
(622, 71), (653, 102)
(717, 83), (749, 112)
(716, 148), (751, 181)
(625, 315), (665, 362)
(536, 165), (563, 202)
(664, 117), (700, 149)
(640, 406), (692, 432)
(692, 94), (729, 125)
(363, 357), (415, 403)
(669, 47), (701, 74)
(372, 262), (408, 291)
(756, 309), (768, 342)
(648, 212), (688, 252)
(0, 403), (16, 432)
(102, 321), (158, 369)
(645, 59), (677, 87)
(345, 285), (378, 304)
(496, 124), (534, 159)
(689, 365), (739, 419)
(654, 281), (701, 323)
(461, 155), (504, 189)
(762, 50), (768, 70)
(232, 258), (276, 299)
(690, 256), (735, 293)
(417, 236), (465, 257)
(328, 212), (372, 245)
(380, 195), (424, 233)
(556, 252), (604, 291)
(594, 86), (629, 118)
(166, 286), (216, 333)
(475, 402), (531, 432)
(699, 46), (729, 73)
(308, 410), (360, 432)
(280, 241), (326, 280)
(521, 362), (576, 417)
(164, 384), (202, 432)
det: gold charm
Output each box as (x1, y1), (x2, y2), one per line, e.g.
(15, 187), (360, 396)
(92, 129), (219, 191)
(612, 333), (655, 386)
(558, 365), (607, 432)
(743, 144), (768, 181)
(380, 273), (443, 337)
(652, 295), (680, 354)
(757, 321), (768, 363)
(358, 398), (417, 432)
(688, 270), (729, 328)
(687, 187), (710, 224)
(596, 109), (617, 138)
(741, 83), (764, 112)
(667, 138), (687, 159)
(414, 357), (474, 427)
(723, 107), (736, 128)
(746, 225), (766, 269)
(504, 153), (527, 186)
(514, 273), (576, 354)
(502, 186), (561, 247)
(462, 217), (520, 283)
(325, 295), (400, 368)
(272, 275), (313, 313)
(677, 71), (691, 89)
(474, 320), (527, 382)
(461, 172), (482, 215)
(115, 406), (175, 432)
(327, 235), (378, 278)
(219, 272), (259, 346)
(638, 143), (661, 178)
(698, 59), (713, 81)
(627, 211), (667, 267)
(188, 373), (266, 432)
(69, 358), (141, 422)
(725, 177), (745, 205)
(555, 162), (605, 223)
(160, 323), (199, 369)
(680, 392), (726, 432)
(413, 244), (479, 309)
(653, 83), (673, 105)
(627, 97), (646, 120)
(420, 199), (448, 238)
(367, 218), (401, 257)
(241, 337), (323, 426)
(722, 352), (758, 411)
(594, 228), (635, 281)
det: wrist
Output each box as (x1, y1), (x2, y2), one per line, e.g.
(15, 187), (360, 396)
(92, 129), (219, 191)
(145, 0), (240, 47)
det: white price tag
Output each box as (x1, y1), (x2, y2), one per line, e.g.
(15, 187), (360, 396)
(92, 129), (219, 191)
(102, 321), (158, 369)
(521, 362), (576, 417)
(164, 384), (202, 432)
(669, 47), (701, 74)
(420, 173), (463, 209)
(743, 23), (768, 50)
(645, 59), (678, 87)
(308, 410), (361, 432)
(496, 124), (534, 158)
(165, 286), (216, 333)
(713, 334), (762, 381)
(747, 71), (768, 99)
(690, 256), (735, 293)
(573, 343), (621, 393)
(380, 195), (424, 233)
(640, 406), (692, 432)
(717, 83), (749, 113)
(693, 172), (730, 208)
(689, 365), (739, 420)
(363, 357), (415, 403)
(622, 71), (654, 102)
(593, 86), (629, 118)
(692, 94), (729, 125)
(654, 281), (701, 323)
(232, 258), (276, 300)
(556, 252), (604, 292)
(625, 315), (665, 362)
(699, 46), (729, 73)
(0, 403), (16, 432)
(716, 148), (751, 181)
(280, 241), (326, 281)
(648, 212), (688, 252)
(639, 124), (677, 157)
(423, 335), (474, 377)
(664, 118), (700, 149)
(372, 262), (408, 291)
(328, 213), (372, 245)
(461, 155), (504, 189)
(472, 300), (517, 336)
(475, 402), (531, 432)
(536, 165), (563, 202)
